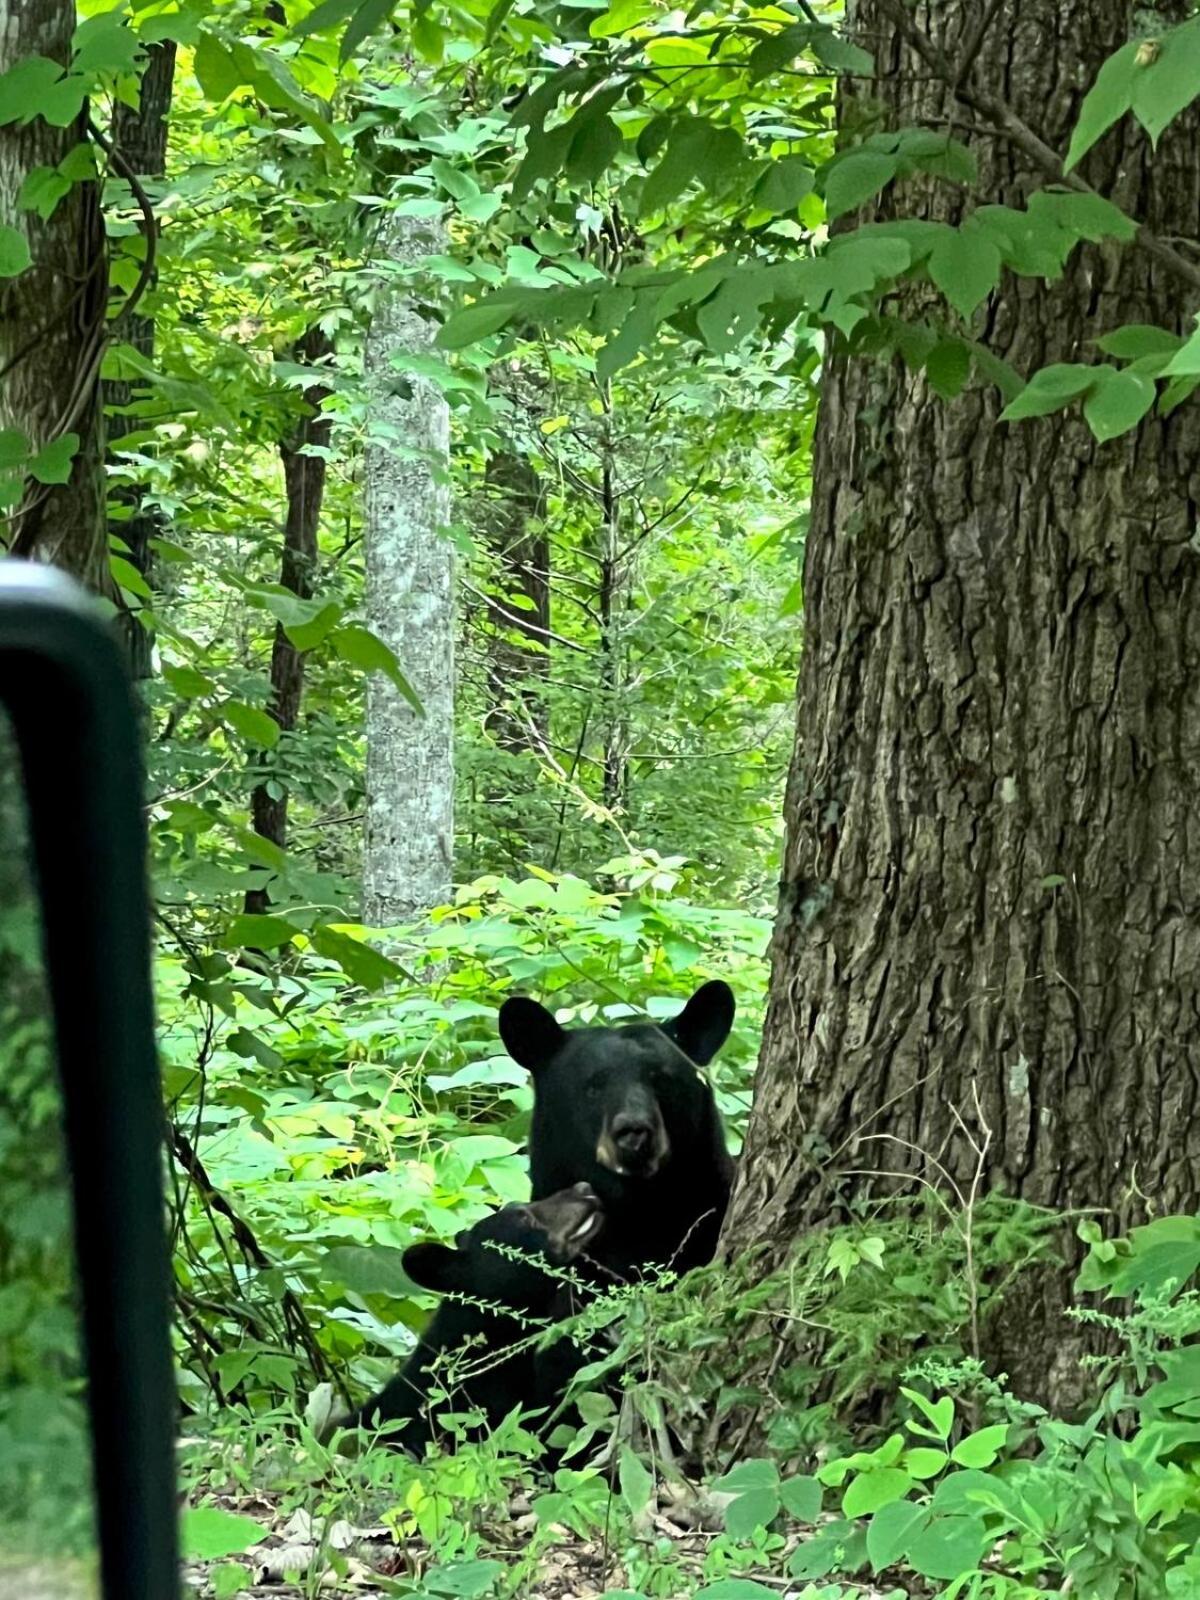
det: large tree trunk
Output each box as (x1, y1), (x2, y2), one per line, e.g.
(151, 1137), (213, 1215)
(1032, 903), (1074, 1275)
(362, 212), (454, 925)
(104, 39), (177, 678)
(721, 0), (1200, 1411)
(0, 0), (107, 584)
(244, 326), (334, 913)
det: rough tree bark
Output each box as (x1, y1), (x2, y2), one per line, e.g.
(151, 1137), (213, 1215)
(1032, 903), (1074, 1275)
(362, 212), (454, 925)
(0, 0), (107, 584)
(244, 327), (334, 914)
(721, 0), (1200, 1410)
(104, 39), (176, 678)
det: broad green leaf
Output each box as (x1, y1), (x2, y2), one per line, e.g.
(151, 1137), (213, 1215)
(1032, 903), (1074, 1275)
(842, 1467), (913, 1518)
(567, 113), (622, 186)
(339, 0), (395, 62)
(905, 1514), (989, 1581)
(72, 10), (142, 74)
(110, 555), (152, 598)
(823, 150), (897, 219)
(192, 31), (242, 99)
(310, 925), (406, 991)
(222, 701), (281, 748)
(330, 624), (422, 712)
(437, 297), (519, 349)
(1082, 368), (1156, 441)
(925, 340), (970, 398)
(900, 1388), (955, 1442)
(866, 1499), (928, 1571)
(747, 21), (809, 80)
(1163, 326), (1200, 376)
(999, 363), (1097, 422)
(18, 166), (72, 220)
(320, 1244), (418, 1295)
(641, 119), (729, 215)
(905, 1446), (949, 1479)
(1097, 324), (1183, 360)
(928, 227), (1001, 320)
(725, 1487), (780, 1539)
(695, 1584), (780, 1600)
(0, 429), (28, 469)
(619, 1447), (653, 1518)
(292, 0), (360, 37)
(222, 914), (297, 951)
(181, 1507), (268, 1561)
(950, 1424), (1009, 1470)
(0, 225), (32, 278)
(0, 57), (66, 126)
(778, 1474), (822, 1521)
(712, 1459), (778, 1493)
(1028, 188), (1136, 245)
(755, 156), (814, 214)
(27, 433), (79, 484)
(1131, 18), (1200, 144)
(809, 27), (875, 75)
(1065, 40), (1138, 171)
(1110, 1237), (1200, 1296)
(163, 663), (213, 698)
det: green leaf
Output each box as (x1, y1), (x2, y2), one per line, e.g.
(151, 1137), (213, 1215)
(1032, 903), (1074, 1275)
(809, 26), (875, 75)
(181, 1507), (268, 1561)
(842, 1467), (913, 1518)
(925, 339), (971, 398)
(192, 31), (242, 100)
(0, 57), (67, 127)
(292, 0), (360, 37)
(725, 1487), (780, 1539)
(222, 914), (298, 951)
(1082, 368), (1157, 441)
(866, 1499), (928, 1571)
(0, 225), (32, 278)
(1131, 19), (1200, 144)
(900, 1387), (955, 1442)
(26, 433), (79, 484)
(747, 21), (809, 80)
(330, 625), (422, 712)
(928, 227), (1002, 320)
(755, 156), (814, 213)
(619, 1447), (653, 1518)
(823, 150), (897, 219)
(1028, 188), (1136, 245)
(950, 1424), (1009, 1470)
(1111, 1237), (1200, 1296)
(905, 1446), (950, 1479)
(437, 297), (519, 350)
(72, 10), (142, 74)
(222, 701), (281, 749)
(163, 663), (213, 698)
(110, 555), (152, 598)
(998, 363), (1097, 422)
(1097, 324), (1183, 360)
(309, 925), (406, 991)
(0, 429), (28, 469)
(1163, 325), (1200, 376)
(712, 1459), (778, 1494)
(339, 0), (396, 63)
(778, 1474), (822, 1522)
(211, 1564), (251, 1599)
(320, 1244), (419, 1296)
(1065, 40), (1138, 171)
(18, 166), (72, 220)
(905, 1514), (989, 1581)
(641, 119), (727, 215)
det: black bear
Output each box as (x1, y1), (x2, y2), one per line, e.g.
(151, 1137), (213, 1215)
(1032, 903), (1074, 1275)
(348, 1183), (603, 1453)
(498, 979), (736, 1281)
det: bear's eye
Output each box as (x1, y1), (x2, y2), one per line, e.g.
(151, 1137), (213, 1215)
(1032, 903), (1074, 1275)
(585, 1074), (605, 1098)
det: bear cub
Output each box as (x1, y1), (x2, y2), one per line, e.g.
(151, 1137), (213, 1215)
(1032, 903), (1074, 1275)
(499, 979), (736, 1280)
(348, 1182), (603, 1453)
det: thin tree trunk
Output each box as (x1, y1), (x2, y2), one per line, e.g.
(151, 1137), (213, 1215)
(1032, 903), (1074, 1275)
(597, 397), (628, 810)
(105, 40), (176, 678)
(244, 326), (334, 916)
(721, 0), (1200, 1412)
(362, 212), (454, 925)
(481, 445), (550, 751)
(0, 0), (106, 584)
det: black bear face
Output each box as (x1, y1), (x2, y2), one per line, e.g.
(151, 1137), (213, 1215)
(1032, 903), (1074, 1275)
(499, 980), (735, 1196)
(401, 1183), (604, 1310)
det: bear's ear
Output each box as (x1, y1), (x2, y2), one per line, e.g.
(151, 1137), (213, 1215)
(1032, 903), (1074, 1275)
(403, 1241), (463, 1294)
(661, 979), (735, 1065)
(499, 996), (566, 1074)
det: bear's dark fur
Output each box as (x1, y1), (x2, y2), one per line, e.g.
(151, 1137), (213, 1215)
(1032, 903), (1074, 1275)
(349, 1183), (603, 1452)
(499, 980), (736, 1281)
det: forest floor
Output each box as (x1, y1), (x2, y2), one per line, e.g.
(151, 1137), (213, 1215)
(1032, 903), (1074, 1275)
(181, 1483), (897, 1598)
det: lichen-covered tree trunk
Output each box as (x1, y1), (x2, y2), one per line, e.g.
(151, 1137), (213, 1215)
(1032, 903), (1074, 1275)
(362, 212), (454, 925)
(104, 39), (176, 676)
(721, 0), (1200, 1408)
(0, 0), (106, 583)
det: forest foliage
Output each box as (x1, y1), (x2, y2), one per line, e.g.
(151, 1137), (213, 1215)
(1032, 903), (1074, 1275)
(6, 0), (1200, 1595)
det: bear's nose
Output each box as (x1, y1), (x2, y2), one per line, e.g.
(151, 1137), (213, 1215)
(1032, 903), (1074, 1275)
(611, 1114), (653, 1154)
(571, 1181), (598, 1201)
